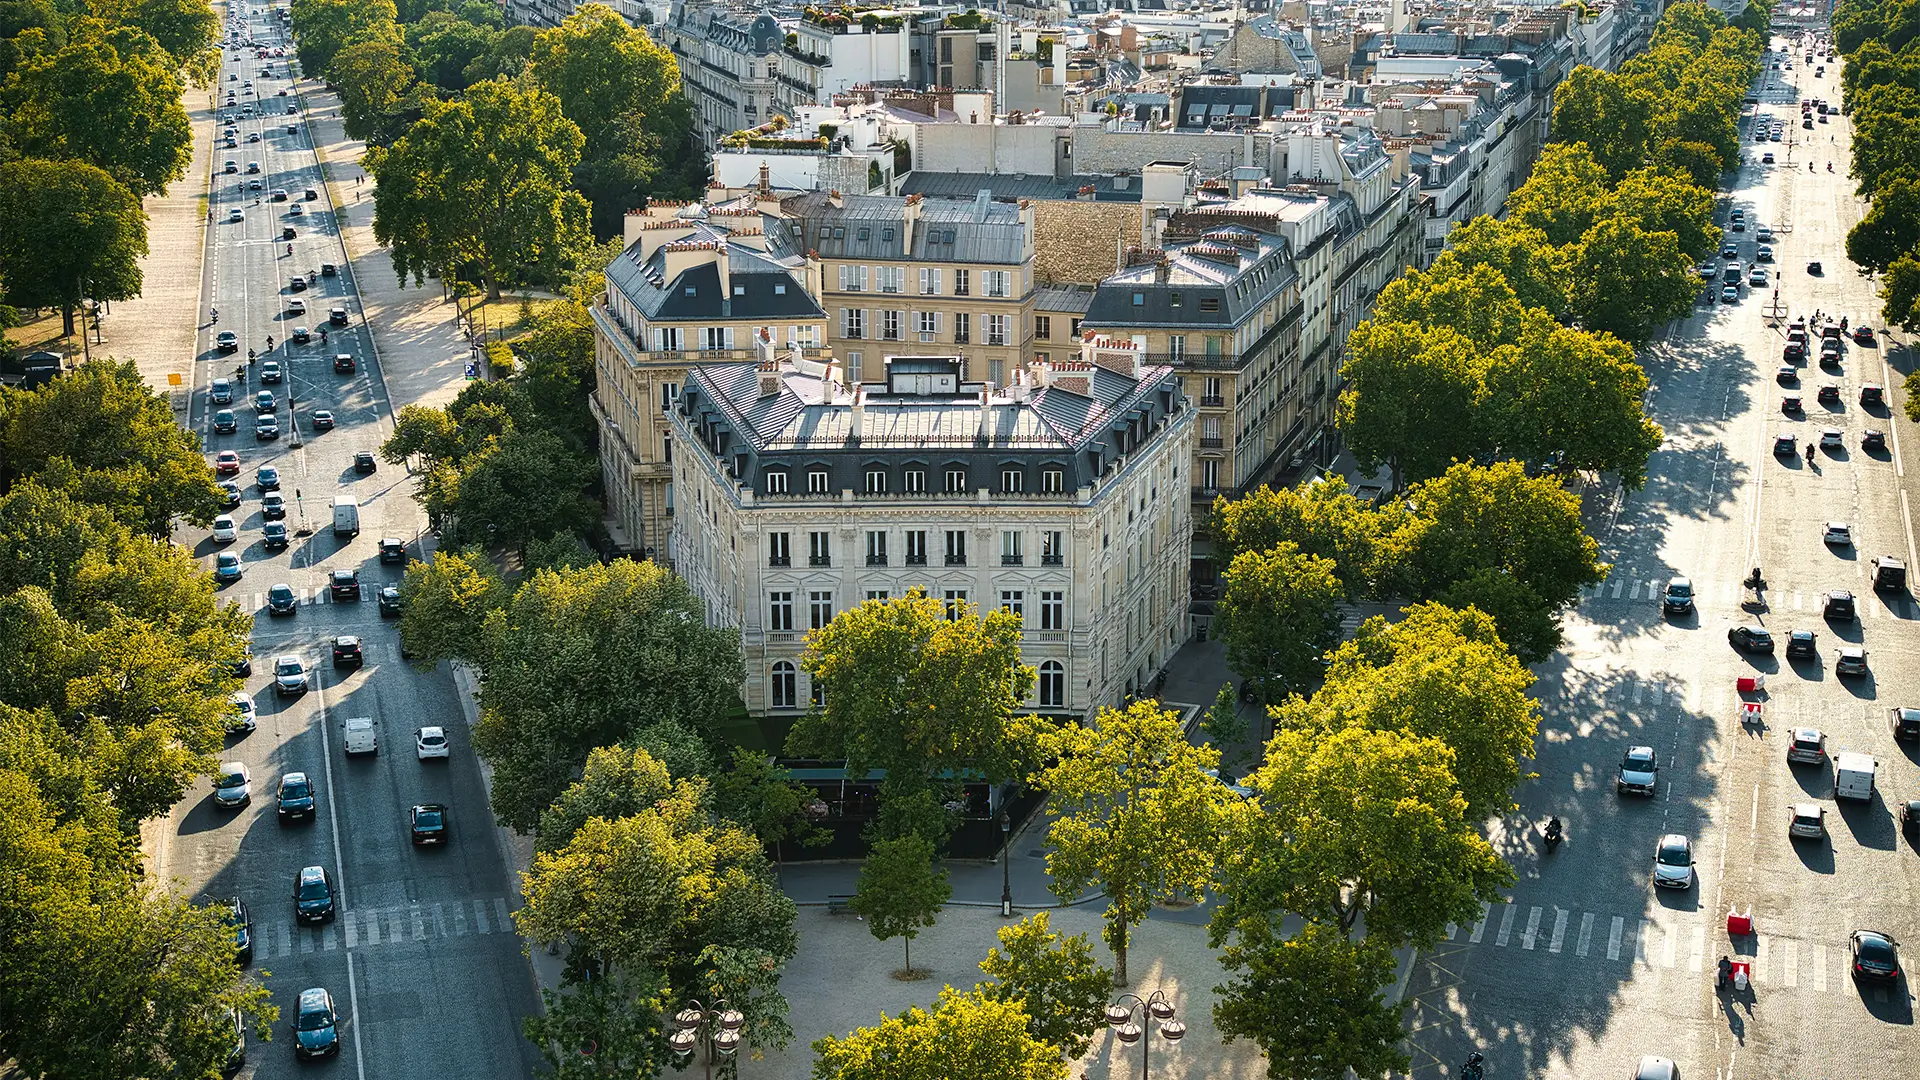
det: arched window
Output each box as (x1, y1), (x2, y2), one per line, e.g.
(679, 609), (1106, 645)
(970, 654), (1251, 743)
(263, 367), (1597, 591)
(1038, 661), (1065, 709)
(771, 662), (797, 709)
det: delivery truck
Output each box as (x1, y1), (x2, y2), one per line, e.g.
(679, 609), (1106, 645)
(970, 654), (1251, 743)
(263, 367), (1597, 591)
(331, 495), (359, 537)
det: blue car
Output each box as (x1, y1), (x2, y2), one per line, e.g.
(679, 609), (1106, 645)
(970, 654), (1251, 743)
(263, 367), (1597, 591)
(293, 987), (339, 1058)
(214, 552), (243, 583)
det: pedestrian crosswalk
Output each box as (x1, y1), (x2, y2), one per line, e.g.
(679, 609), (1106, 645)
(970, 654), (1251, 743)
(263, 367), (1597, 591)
(237, 585), (368, 609)
(1581, 573), (1907, 619)
(254, 897), (517, 961)
(1438, 899), (1889, 997)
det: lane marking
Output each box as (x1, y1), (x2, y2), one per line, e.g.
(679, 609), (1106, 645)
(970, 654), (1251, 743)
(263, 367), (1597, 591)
(1496, 903), (1517, 946)
(1662, 922), (1677, 968)
(1468, 902), (1490, 944)
(1577, 913), (1595, 957)
(1812, 944), (1828, 992)
(1521, 905), (1542, 951)
(1608, 916), (1624, 961)
(1549, 908), (1568, 954)
(1633, 919), (1649, 967)
(1755, 934), (1769, 983)
(1689, 924), (1706, 972)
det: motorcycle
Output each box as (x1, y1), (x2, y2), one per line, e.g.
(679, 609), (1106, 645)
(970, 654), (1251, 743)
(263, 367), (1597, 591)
(1543, 818), (1563, 853)
(1463, 1053), (1486, 1080)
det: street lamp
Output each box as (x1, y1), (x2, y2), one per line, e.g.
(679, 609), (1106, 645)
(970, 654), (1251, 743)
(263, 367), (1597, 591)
(998, 808), (1013, 917)
(666, 999), (744, 1080)
(1105, 990), (1184, 1080)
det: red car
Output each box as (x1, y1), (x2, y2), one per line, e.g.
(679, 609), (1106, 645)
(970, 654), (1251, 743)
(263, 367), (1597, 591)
(214, 450), (241, 476)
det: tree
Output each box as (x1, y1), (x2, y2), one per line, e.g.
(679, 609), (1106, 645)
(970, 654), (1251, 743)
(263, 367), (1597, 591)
(791, 591), (1034, 842)
(1503, 142), (1614, 246)
(528, 3), (700, 236)
(288, 0), (397, 76)
(330, 36), (424, 145)
(1564, 215), (1698, 343)
(850, 833), (950, 976)
(0, 360), (224, 533)
(975, 912), (1113, 1059)
(1485, 318), (1664, 487)
(1846, 174), (1920, 275)
(1886, 252), (1920, 336)
(93, 0), (219, 67)
(534, 742), (674, 851)
(1369, 258), (1530, 352)
(1028, 700), (1232, 984)
(1296, 602), (1542, 821)
(1549, 67), (1655, 179)
(1849, 84), (1920, 198)
(367, 76), (592, 298)
(1213, 543), (1344, 707)
(471, 560), (742, 831)
(1200, 682), (1249, 758)
(714, 747), (830, 859)
(1210, 476), (1417, 596)
(521, 969), (670, 1080)
(1612, 164), (1720, 259)
(0, 159), (148, 336)
(1336, 320), (1489, 490)
(395, 546), (507, 668)
(810, 988), (1067, 1080)
(404, 7), (498, 90)
(1212, 725), (1510, 950)
(0, 19), (193, 196)
(1211, 923), (1409, 1080)
(515, 764), (797, 1060)
(1442, 217), (1567, 316)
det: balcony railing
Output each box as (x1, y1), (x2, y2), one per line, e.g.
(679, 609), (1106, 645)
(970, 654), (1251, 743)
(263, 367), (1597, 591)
(866, 555), (888, 566)
(1200, 437), (1224, 449)
(1002, 555), (1024, 566)
(905, 554), (928, 566)
(769, 555), (791, 567)
(809, 555), (831, 567)
(945, 554), (967, 566)
(1041, 553), (1064, 566)
(1198, 395), (1225, 407)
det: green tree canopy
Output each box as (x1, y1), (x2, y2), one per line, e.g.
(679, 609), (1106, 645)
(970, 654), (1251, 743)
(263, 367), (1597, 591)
(90, 0), (218, 68)
(713, 747), (830, 858)
(1564, 214), (1699, 343)
(1214, 542), (1345, 706)
(975, 912), (1114, 1059)
(1212, 922), (1409, 1080)
(289, 0), (398, 75)
(1846, 173), (1920, 274)
(367, 75), (592, 298)
(1504, 142), (1615, 245)
(0, 158), (148, 336)
(404, 7), (498, 90)
(850, 832), (951, 974)
(1486, 318), (1663, 487)
(810, 988), (1067, 1080)
(331, 35), (426, 145)
(1336, 320), (1490, 489)
(1209, 476), (1417, 597)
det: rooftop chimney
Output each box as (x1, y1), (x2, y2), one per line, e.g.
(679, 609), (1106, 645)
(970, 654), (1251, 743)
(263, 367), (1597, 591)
(757, 161), (772, 198)
(757, 359), (782, 397)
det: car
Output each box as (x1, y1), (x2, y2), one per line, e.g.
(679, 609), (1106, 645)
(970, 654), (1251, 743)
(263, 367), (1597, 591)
(278, 87), (288, 96)
(1803, 118), (1813, 128)
(1787, 727), (1828, 764)
(216, 330), (239, 352)
(212, 408), (237, 433)
(262, 520), (288, 550)
(293, 987), (341, 1058)
(1661, 577), (1694, 615)
(331, 635), (363, 667)
(224, 158), (239, 173)
(353, 451), (378, 474)
(1748, 267), (1768, 287)
(210, 378), (234, 404)
(1770, 130), (1781, 141)
(1861, 383), (1884, 406)
(378, 584), (403, 617)
(226, 897), (253, 965)
(213, 761), (251, 808)
(256, 464), (280, 489)
(1720, 284), (1739, 303)
(270, 188), (287, 202)
(1761, 152), (1774, 164)
(1653, 834), (1695, 889)
(1824, 590), (1856, 620)
(254, 415), (279, 440)
(1730, 219), (1745, 232)
(1836, 647), (1869, 677)
(214, 551), (243, 582)
(329, 568), (360, 601)
(288, 104), (298, 115)
(1757, 243), (1773, 260)
(212, 514), (238, 543)
(267, 582), (297, 616)
(409, 803), (450, 844)
(276, 772), (315, 820)
(1850, 930), (1900, 983)
(1616, 746), (1658, 795)
(219, 480), (243, 507)
(285, 298), (305, 317)
(1903, 800), (1920, 841)
(1789, 803), (1826, 840)
(1757, 225), (1774, 242)
(1819, 428), (1844, 450)
(245, 131), (259, 143)
(333, 352), (355, 372)
(254, 390), (275, 414)
(258, 360), (282, 387)
(1785, 628), (1817, 659)
(1631, 1056), (1679, 1080)
(416, 726), (450, 760)
(294, 864), (338, 922)
(1817, 384), (1840, 404)
(245, 177), (261, 190)
(1697, 262), (1717, 280)
(290, 325), (309, 343)
(1728, 625), (1774, 653)
(1889, 706), (1920, 741)
(289, 275), (307, 293)
(1721, 242), (1739, 259)
(1820, 342), (1842, 365)
(1777, 365), (1798, 385)
(1863, 429), (1887, 452)
(227, 691), (257, 733)
(311, 409), (335, 430)
(1808, 260), (1823, 274)
(1855, 326), (1877, 346)
(261, 491), (285, 519)
(274, 654), (308, 696)
(285, 123), (298, 135)
(1824, 521), (1852, 545)
(288, 203), (303, 217)
(246, 161), (260, 173)
(1773, 433), (1797, 456)
(342, 716), (379, 755)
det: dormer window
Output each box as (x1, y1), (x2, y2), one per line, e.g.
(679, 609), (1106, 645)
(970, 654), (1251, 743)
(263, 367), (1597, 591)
(684, 286), (697, 296)
(857, 227), (870, 241)
(733, 284), (746, 296)
(774, 282), (787, 295)
(1200, 297), (1220, 312)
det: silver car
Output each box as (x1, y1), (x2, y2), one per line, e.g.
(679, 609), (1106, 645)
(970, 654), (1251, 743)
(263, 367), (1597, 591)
(1788, 803), (1826, 840)
(1653, 834), (1694, 889)
(1616, 746), (1658, 795)
(213, 761), (252, 807)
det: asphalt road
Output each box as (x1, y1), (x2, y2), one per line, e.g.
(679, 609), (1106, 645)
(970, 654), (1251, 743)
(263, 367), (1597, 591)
(1400, 30), (1920, 1080)
(154, 5), (543, 1078)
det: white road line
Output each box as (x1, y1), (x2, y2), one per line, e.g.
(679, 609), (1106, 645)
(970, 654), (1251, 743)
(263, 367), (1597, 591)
(474, 899), (491, 935)
(362, 910), (380, 946)
(494, 897), (512, 929)
(1521, 906), (1542, 950)
(1549, 909), (1569, 954)
(1630, 581), (1643, 600)
(1662, 922), (1677, 968)
(1756, 935), (1769, 983)
(1813, 944), (1828, 992)
(1634, 919), (1651, 966)
(1633, 682), (1644, 706)
(1608, 916), (1624, 960)
(389, 910), (404, 943)
(1689, 925), (1705, 972)
(1577, 913), (1595, 957)
(299, 931), (314, 955)
(1646, 580), (1659, 600)
(410, 905), (425, 941)
(322, 924), (337, 952)
(1496, 903), (1517, 946)
(1784, 939), (1799, 987)
(1612, 579), (1625, 599)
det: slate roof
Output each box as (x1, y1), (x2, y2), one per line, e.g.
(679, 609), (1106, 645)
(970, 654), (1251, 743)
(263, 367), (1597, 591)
(1084, 224), (1298, 330)
(776, 192), (1029, 265)
(606, 221), (822, 322)
(901, 171), (1144, 203)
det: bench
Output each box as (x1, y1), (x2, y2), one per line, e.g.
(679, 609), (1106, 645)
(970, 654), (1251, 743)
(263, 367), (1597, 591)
(826, 894), (855, 915)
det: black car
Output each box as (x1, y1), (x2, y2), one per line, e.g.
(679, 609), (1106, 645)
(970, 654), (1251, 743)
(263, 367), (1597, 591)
(267, 583), (297, 616)
(230, 644), (252, 678)
(1863, 429), (1887, 452)
(1824, 590), (1857, 620)
(293, 987), (340, 1058)
(289, 325), (309, 343)
(227, 897), (253, 965)
(1850, 929), (1900, 982)
(276, 772), (315, 820)
(1785, 629), (1818, 658)
(329, 568), (360, 601)
(263, 521), (289, 550)
(1661, 577), (1695, 615)
(1861, 384), (1884, 406)
(213, 409), (237, 434)
(353, 451), (377, 474)
(1817, 383), (1840, 404)
(219, 481), (243, 509)
(293, 865), (335, 923)
(1890, 706), (1920, 741)
(378, 537), (407, 564)
(409, 803), (449, 845)
(331, 635), (362, 667)
(333, 352), (355, 372)
(1902, 800), (1920, 841)
(378, 585), (403, 617)
(261, 492), (285, 520)
(1729, 625), (1774, 653)
(311, 409), (335, 431)
(1808, 260), (1824, 274)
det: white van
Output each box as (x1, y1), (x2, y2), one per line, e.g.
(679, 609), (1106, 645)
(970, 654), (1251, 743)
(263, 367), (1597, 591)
(341, 716), (378, 755)
(1833, 752), (1877, 802)
(331, 495), (360, 537)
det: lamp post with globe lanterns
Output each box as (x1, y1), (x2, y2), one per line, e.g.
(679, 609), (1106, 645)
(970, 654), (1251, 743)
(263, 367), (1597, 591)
(666, 999), (744, 1080)
(1105, 989), (1184, 1080)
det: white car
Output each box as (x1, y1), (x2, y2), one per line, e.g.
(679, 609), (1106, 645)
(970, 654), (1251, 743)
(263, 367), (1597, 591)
(213, 761), (252, 808)
(1824, 521), (1851, 545)
(228, 691), (258, 733)
(287, 298), (306, 315)
(1653, 833), (1695, 889)
(415, 726), (450, 760)
(1820, 428), (1845, 450)
(1788, 803), (1826, 839)
(212, 515), (238, 543)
